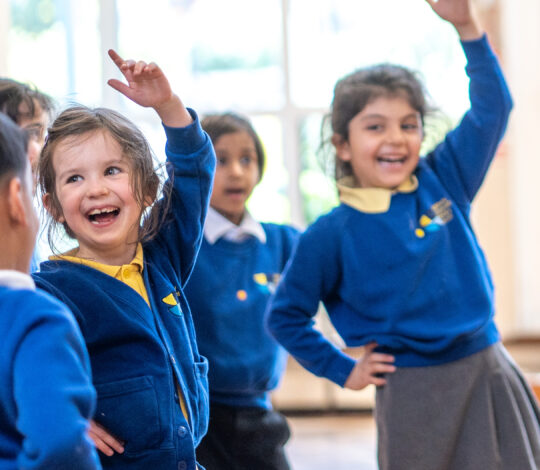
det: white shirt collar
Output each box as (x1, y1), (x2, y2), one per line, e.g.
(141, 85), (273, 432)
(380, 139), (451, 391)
(204, 207), (266, 244)
(0, 270), (35, 289)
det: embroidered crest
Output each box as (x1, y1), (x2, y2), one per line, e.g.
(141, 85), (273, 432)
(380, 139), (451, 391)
(253, 272), (281, 294)
(162, 292), (182, 316)
(415, 198), (453, 238)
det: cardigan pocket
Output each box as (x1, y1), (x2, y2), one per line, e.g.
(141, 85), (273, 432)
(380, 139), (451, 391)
(94, 375), (162, 455)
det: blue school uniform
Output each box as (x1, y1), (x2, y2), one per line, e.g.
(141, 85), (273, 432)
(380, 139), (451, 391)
(267, 35), (512, 384)
(267, 35), (540, 470)
(33, 112), (215, 470)
(185, 208), (299, 409)
(0, 271), (100, 470)
(184, 208), (299, 470)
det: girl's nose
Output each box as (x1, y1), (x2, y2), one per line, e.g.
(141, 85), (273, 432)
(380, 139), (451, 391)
(229, 161), (243, 177)
(86, 178), (109, 197)
(386, 126), (405, 144)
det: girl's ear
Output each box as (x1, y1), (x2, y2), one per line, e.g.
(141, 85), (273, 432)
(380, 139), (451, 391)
(42, 192), (65, 223)
(331, 133), (351, 162)
(6, 177), (26, 226)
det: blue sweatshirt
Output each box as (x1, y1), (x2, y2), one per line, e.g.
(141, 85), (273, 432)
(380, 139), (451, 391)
(267, 35), (513, 387)
(0, 277), (100, 470)
(33, 112), (215, 470)
(184, 223), (299, 409)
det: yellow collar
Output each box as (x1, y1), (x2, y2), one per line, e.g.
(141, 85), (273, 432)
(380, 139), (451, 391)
(337, 175), (418, 213)
(50, 243), (145, 276)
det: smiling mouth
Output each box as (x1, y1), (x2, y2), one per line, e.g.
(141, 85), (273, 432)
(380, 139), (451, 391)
(225, 188), (245, 196)
(376, 156), (407, 167)
(87, 207), (120, 224)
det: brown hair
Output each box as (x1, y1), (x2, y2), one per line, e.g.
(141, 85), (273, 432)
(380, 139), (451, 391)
(324, 63), (432, 180)
(0, 78), (54, 127)
(39, 105), (164, 252)
(201, 112), (265, 181)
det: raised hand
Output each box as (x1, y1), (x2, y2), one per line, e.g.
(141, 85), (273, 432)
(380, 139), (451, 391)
(425, 0), (482, 40)
(344, 343), (396, 390)
(107, 49), (192, 127)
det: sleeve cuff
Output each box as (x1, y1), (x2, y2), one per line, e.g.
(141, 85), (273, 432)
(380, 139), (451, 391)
(461, 33), (496, 64)
(163, 108), (207, 155)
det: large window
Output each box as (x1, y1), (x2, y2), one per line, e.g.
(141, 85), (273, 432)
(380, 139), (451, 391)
(3, 0), (470, 229)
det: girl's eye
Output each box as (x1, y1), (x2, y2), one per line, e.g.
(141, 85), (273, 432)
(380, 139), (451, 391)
(402, 123), (419, 131)
(217, 157), (228, 166)
(105, 166), (121, 176)
(66, 175), (82, 184)
(366, 124), (383, 131)
(240, 155), (255, 166)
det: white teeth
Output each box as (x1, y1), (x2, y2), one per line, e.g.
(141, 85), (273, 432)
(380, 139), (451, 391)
(88, 207), (116, 216)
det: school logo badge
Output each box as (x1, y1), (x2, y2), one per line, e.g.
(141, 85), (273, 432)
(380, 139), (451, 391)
(415, 198), (453, 238)
(162, 292), (183, 316)
(253, 272), (281, 294)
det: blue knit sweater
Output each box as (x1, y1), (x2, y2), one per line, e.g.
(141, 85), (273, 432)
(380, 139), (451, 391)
(33, 112), (215, 470)
(0, 284), (100, 469)
(184, 223), (299, 409)
(267, 35), (512, 387)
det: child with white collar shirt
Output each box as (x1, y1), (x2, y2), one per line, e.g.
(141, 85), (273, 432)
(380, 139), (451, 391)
(184, 112), (299, 470)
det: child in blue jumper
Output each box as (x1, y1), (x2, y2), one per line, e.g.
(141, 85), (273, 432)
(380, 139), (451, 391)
(32, 50), (215, 470)
(0, 114), (101, 469)
(183, 112), (299, 470)
(267, 1), (540, 468)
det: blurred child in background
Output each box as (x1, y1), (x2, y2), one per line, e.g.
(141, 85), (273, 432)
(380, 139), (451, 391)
(0, 78), (55, 271)
(184, 112), (299, 470)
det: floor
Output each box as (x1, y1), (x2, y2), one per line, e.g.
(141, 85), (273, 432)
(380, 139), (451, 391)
(284, 412), (377, 470)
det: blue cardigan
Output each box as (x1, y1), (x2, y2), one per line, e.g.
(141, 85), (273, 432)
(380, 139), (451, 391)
(33, 113), (215, 470)
(0, 285), (100, 470)
(267, 35), (512, 387)
(184, 223), (299, 409)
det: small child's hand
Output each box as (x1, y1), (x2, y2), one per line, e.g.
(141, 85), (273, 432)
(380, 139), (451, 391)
(344, 342), (396, 390)
(107, 49), (192, 127)
(425, 0), (482, 41)
(88, 419), (125, 457)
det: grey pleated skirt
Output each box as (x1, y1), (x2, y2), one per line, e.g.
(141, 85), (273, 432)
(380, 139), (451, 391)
(375, 343), (540, 470)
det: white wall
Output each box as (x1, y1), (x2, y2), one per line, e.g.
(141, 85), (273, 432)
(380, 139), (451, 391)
(500, 0), (540, 333)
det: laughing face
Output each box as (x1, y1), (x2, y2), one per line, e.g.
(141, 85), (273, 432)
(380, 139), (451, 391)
(210, 130), (260, 225)
(334, 94), (423, 189)
(45, 130), (144, 265)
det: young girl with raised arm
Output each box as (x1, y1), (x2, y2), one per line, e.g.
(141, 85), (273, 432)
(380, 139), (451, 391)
(183, 113), (299, 470)
(0, 114), (101, 470)
(267, 1), (540, 468)
(32, 50), (215, 470)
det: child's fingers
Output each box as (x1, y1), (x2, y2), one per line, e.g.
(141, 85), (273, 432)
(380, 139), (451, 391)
(146, 62), (159, 73)
(133, 60), (148, 75)
(90, 435), (115, 457)
(88, 420), (124, 455)
(107, 49), (124, 66)
(371, 375), (389, 387)
(371, 362), (397, 375)
(107, 78), (132, 98)
(369, 352), (395, 364)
